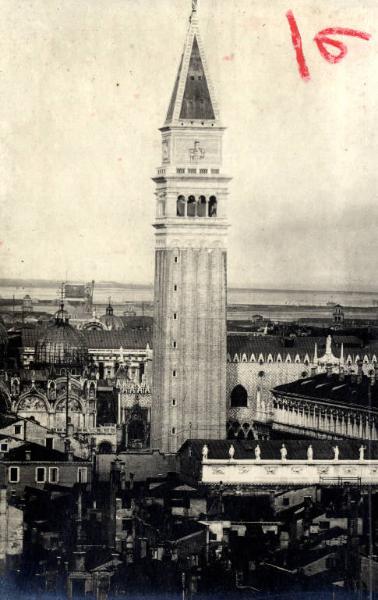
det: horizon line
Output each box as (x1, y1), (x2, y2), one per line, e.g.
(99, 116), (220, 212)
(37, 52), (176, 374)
(0, 277), (378, 296)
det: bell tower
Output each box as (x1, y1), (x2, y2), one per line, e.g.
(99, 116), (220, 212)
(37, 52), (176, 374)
(151, 1), (230, 453)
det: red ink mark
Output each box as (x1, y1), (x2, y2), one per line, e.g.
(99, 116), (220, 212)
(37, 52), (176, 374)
(286, 10), (310, 81)
(314, 27), (371, 64)
(286, 11), (371, 80)
(223, 53), (234, 62)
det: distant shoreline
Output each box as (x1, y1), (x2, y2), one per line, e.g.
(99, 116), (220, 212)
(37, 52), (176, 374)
(1, 278), (378, 296)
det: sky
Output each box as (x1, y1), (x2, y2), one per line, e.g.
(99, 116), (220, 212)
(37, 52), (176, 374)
(0, 0), (377, 290)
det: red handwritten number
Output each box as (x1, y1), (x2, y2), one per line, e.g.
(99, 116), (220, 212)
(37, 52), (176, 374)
(286, 10), (371, 81)
(314, 27), (371, 64)
(286, 10), (310, 81)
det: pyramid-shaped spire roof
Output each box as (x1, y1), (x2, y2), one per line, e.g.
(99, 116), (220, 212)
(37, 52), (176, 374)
(164, 8), (220, 126)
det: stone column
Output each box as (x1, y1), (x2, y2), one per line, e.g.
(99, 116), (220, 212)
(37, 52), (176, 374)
(346, 413), (351, 437)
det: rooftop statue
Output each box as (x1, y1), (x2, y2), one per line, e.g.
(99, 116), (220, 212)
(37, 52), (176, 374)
(280, 444), (287, 460)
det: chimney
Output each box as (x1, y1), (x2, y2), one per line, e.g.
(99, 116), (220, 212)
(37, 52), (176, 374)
(64, 439), (73, 461)
(110, 458), (122, 489)
(73, 550), (86, 572)
(120, 465), (126, 491)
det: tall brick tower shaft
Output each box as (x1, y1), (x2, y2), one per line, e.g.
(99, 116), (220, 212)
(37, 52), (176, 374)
(151, 2), (230, 453)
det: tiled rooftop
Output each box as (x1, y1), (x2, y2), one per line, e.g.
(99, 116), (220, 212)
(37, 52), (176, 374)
(274, 372), (378, 409)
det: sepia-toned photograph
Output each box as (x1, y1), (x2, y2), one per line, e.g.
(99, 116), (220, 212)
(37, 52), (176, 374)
(0, 0), (377, 597)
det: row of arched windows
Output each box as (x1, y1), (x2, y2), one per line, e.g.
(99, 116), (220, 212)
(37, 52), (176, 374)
(177, 195), (217, 218)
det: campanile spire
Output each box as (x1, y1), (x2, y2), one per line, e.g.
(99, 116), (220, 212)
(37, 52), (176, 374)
(165, 0), (220, 127)
(151, 2), (230, 453)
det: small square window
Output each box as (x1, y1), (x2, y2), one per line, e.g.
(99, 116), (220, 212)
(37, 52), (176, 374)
(172, 427), (176, 434)
(15, 425), (22, 435)
(77, 467), (88, 484)
(174, 285), (177, 291)
(282, 498), (290, 507)
(172, 399), (176, 406)
(173, 341), (177, 349)
(0, 443), (8, 452)
(8, 467), (19, 483)
(173, 313), (177, 320)
(174, 257), (178, 263)
(173, 370), (176, 377)
(36, 467), (46, 483)
(49, 467), (59, 483)
(122, 518), (131, 532)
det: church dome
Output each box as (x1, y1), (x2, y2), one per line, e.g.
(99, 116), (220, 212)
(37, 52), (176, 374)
(100, 301), (124, 331)
(34, 304), (88, 367)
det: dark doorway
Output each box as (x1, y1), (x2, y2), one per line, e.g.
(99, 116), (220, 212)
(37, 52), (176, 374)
(128, 420), (145, 447)
(230, 385), (248, 407)
(98, 441), (112, 454)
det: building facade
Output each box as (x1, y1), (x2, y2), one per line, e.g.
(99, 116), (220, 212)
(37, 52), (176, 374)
(151, 3), (230, 452)
(226, 334), (378, 440)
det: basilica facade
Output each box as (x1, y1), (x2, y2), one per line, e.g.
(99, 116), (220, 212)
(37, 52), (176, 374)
(3, 320), (378, 452)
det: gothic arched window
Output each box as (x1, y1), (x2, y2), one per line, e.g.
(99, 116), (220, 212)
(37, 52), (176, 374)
(98, 441), (113, 454)
(209, 196), (217, 217)
(187, 195), (196, 217)
(177, 195), (186, 217)
(197, 195), (206, 217)
(230, 385), (248, 407)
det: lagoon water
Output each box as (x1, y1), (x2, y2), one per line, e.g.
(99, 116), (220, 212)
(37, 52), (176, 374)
(1, 282), (378, 307)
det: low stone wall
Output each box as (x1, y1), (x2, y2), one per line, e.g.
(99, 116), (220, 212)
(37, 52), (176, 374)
(96, 450), (177, 481)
